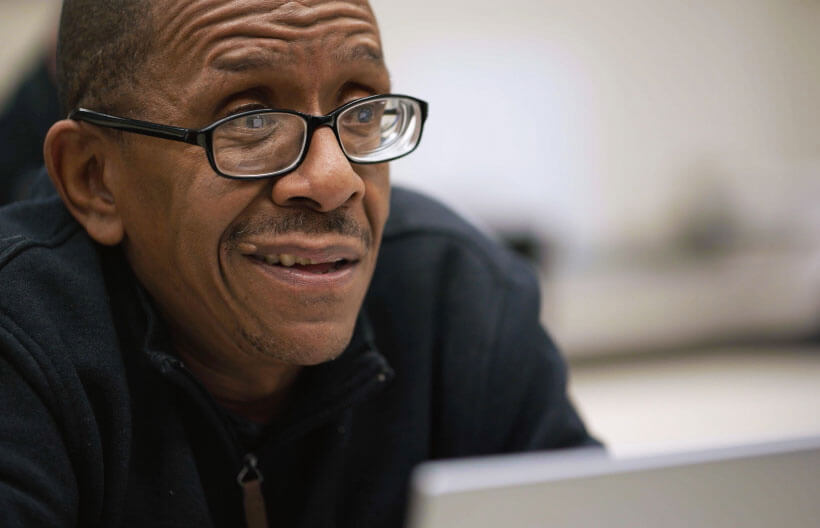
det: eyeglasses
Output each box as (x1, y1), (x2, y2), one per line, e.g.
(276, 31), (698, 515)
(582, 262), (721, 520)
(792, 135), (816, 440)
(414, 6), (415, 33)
(69, 94), (428, 180)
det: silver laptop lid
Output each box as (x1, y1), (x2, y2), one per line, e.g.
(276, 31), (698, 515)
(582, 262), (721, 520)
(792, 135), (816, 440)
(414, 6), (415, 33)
(407, 436), (820, 528)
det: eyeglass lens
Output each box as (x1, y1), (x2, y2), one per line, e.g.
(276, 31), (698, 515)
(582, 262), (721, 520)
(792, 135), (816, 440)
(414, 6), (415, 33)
(211, 96), (423, 178)
(213, 113), (308, 177)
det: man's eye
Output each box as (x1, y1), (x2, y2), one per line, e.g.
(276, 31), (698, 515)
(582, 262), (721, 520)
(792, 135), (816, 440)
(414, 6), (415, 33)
(223, 113), (280, 135)
(355, 105), (375, 124)
(244, 115), (268, 129)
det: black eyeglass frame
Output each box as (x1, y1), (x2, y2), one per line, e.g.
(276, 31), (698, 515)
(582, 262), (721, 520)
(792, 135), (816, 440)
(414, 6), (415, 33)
(68, 93), (429, 180)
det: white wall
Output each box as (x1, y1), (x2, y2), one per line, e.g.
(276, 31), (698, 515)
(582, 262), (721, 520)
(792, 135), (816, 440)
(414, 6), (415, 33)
(373, 0), (820, 256)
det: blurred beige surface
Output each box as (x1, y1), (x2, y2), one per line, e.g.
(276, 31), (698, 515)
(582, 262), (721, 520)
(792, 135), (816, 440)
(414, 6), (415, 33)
(0, 2), (54, 103)
(542, 247), (820, 358)
(569, 346), (820, 457)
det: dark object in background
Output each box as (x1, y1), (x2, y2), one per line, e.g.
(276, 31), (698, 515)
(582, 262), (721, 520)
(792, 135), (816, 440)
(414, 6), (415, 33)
(498, 230), (552, 276)
(501, 231), (543, 265)
(0, 57), (60, 205)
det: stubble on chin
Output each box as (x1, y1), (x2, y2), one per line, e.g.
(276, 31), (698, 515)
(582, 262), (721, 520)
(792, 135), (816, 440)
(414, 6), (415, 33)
(237, 323), (352, 366)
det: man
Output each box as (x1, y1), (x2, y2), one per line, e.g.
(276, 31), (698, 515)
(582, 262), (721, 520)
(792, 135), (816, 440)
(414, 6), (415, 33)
(0, 0), (597, 526)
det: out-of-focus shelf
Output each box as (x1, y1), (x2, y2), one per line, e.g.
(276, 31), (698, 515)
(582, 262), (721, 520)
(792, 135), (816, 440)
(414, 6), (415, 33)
(568, 345), (820, 458)
(541, 247), (820, 359)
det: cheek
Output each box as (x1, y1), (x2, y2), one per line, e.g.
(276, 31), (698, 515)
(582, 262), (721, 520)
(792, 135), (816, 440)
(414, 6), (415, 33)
(361, 164), (391, 239)
(111, 142), (259, 281)
(109, 139), (198, 235)
(116, 140), (244, 230)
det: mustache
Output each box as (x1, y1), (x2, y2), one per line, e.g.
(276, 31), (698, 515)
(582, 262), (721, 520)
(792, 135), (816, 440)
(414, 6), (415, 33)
(226, 209), (372, 249)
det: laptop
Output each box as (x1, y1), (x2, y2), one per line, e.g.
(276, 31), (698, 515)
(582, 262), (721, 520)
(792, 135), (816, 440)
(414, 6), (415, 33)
(406, 436), (820, 528)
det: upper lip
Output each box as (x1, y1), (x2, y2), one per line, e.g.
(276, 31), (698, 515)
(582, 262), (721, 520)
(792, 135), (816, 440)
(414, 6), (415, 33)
(236, 238), (364, 264)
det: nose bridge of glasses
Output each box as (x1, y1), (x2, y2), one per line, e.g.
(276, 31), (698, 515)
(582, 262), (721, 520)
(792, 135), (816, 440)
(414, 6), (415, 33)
(303, 113), (344, 155)
(305, 113), (335, 130)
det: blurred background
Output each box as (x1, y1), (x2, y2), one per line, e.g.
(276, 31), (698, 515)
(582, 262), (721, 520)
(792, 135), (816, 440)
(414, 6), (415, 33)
(2, 0), (819, 457)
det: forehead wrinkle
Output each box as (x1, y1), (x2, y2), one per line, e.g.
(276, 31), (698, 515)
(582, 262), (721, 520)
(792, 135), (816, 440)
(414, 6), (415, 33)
(213, 40), (382, 73)
(154, 0), (380, 61)
(155, 0), (237, 58)
(272, 0), (376, 28)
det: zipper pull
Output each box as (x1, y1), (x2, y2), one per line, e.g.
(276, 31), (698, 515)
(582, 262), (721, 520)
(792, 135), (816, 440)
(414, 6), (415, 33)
(237, 454), (270, 528)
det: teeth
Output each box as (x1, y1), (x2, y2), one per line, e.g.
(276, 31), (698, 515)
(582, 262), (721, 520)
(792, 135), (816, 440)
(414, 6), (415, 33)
(259, 253), (322, 267)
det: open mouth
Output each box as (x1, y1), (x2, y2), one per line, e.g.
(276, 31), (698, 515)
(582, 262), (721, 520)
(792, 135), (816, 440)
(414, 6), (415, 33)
(249, 253), (355, 274)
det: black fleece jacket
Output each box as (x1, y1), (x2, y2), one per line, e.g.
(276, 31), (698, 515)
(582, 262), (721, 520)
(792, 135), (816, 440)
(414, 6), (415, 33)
(0, 187), (597, 527)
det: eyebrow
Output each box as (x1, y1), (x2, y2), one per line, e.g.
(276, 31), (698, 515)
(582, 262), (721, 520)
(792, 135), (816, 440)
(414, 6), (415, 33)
(212, 48), (290, 72)
(213, 44), (384, 73)
(332, 43), (384, 65)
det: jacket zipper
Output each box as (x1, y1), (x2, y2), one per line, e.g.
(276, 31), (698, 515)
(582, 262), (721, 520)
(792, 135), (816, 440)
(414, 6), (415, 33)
(237, 453), (269, 528)
(160, 348), (391, 527)
(166, 360), (273, 527)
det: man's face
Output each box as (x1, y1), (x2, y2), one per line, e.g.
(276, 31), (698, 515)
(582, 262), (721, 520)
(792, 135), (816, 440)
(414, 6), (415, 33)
(105, 0), (391, 366)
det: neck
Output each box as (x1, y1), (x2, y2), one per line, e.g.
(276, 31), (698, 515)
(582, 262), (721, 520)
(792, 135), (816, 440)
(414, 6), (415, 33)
(175, 344), (302, 424)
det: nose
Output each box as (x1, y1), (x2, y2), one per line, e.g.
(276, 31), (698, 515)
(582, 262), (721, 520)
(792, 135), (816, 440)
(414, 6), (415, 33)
(270, 126), (365, 212)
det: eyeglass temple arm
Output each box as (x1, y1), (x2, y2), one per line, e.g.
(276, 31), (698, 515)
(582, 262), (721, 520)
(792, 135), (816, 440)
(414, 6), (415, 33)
(69, 109), (203, 146)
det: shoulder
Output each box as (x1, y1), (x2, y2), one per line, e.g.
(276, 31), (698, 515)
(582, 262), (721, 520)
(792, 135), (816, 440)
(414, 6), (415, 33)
(385, 186), (505, 258)
(372, 189), (595, 454)
(370, 187), (544, 361)
(0, 196), (101, 334)
(0, 197), (132, 525)
(0, 196), (122, 403)
(0, 196), (102, 321)
(379, 186), (539, 298)
(0, 195), (80, 263)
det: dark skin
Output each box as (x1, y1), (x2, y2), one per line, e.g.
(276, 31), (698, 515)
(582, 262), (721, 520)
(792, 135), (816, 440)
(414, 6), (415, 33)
(44, 0), (392, 423)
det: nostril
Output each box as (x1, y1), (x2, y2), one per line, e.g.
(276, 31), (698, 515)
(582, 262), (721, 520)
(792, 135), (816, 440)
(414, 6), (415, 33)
(285, 196), (323, 210)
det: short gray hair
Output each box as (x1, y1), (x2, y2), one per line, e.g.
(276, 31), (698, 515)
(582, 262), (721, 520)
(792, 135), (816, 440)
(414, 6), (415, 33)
(56, 0), (154, 117)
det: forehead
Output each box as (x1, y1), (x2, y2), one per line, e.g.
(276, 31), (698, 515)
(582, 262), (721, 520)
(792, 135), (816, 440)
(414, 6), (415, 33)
(153, 0), (382, 72)
(139, 0), (388, 115)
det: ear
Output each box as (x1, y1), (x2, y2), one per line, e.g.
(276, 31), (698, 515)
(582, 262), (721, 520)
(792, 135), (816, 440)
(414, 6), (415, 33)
(44, 120), (125, 246)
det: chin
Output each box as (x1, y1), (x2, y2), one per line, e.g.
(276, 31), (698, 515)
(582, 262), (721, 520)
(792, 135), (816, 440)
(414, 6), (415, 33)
(238, 321), (355, 366)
